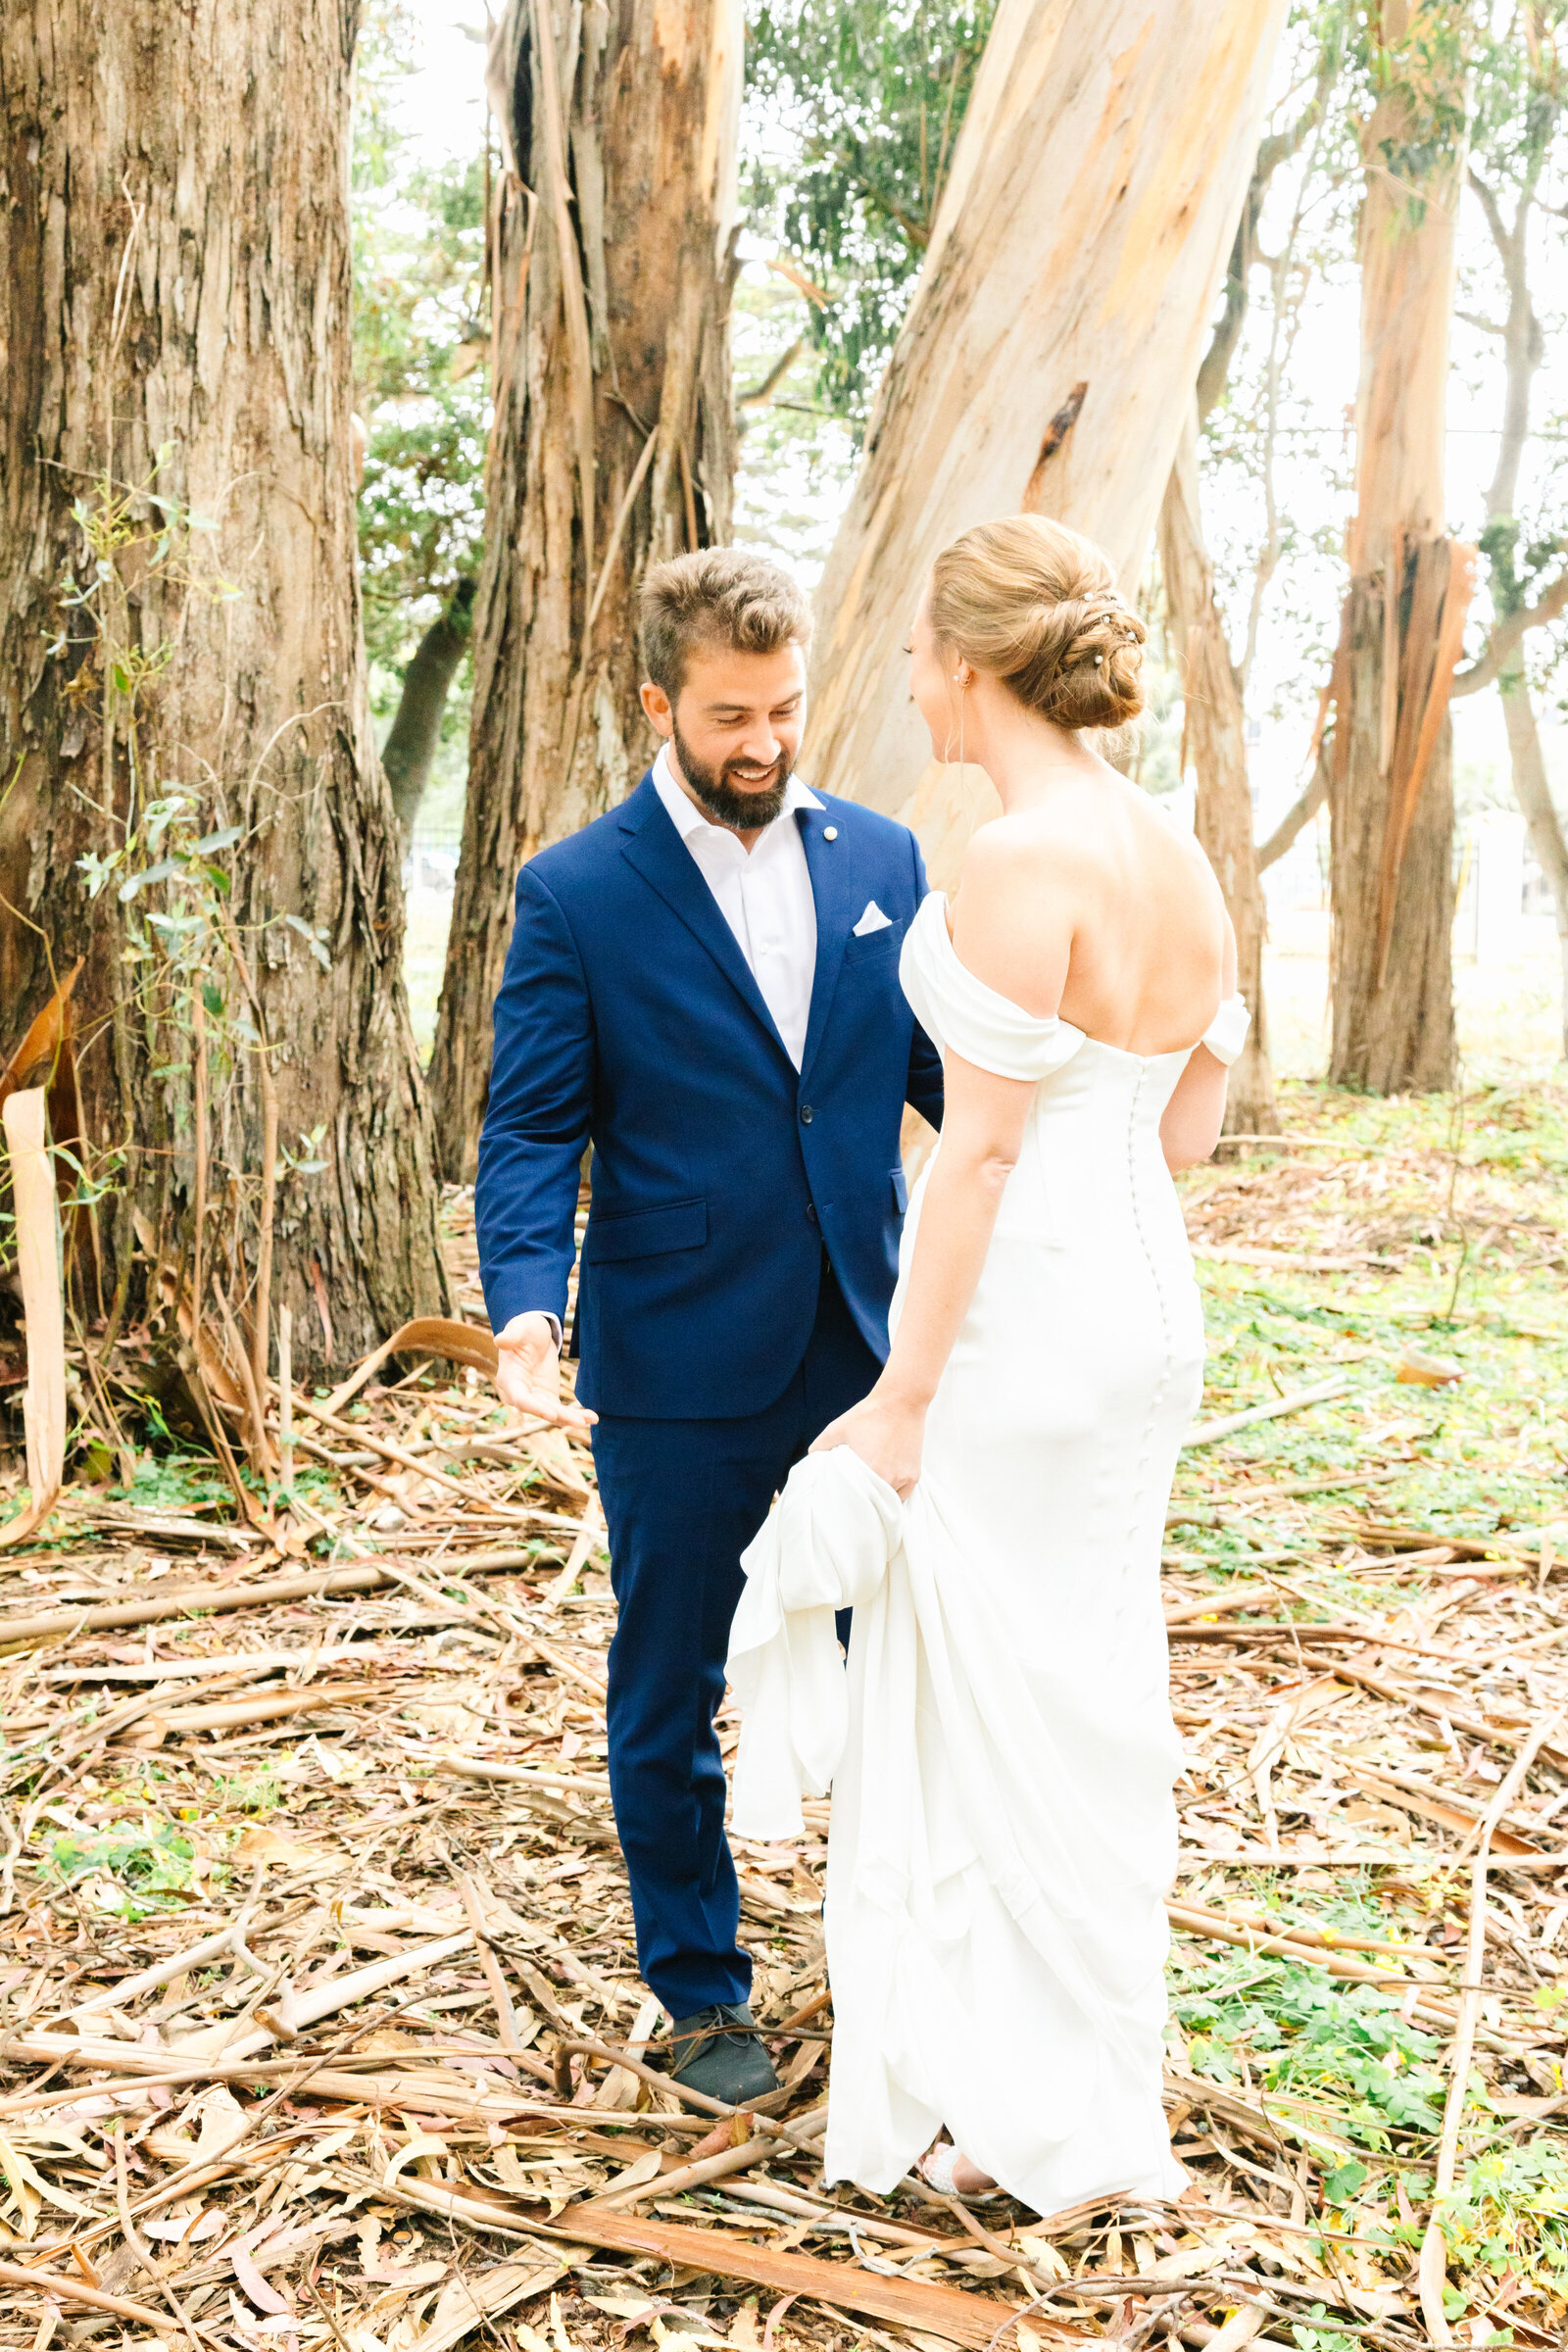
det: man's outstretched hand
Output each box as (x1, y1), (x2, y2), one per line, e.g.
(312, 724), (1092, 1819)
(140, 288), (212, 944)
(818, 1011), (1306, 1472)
(493, 1311), (598, 1435)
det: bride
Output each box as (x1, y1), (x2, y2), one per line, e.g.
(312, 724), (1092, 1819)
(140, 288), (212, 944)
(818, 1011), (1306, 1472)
(808, 514), (1247, 2213)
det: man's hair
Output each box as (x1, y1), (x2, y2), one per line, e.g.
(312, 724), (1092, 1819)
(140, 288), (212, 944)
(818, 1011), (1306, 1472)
(639, 548), (813, 703)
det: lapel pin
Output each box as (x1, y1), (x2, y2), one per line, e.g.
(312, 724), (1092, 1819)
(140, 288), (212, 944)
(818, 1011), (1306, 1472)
(823, 826), (838, 841)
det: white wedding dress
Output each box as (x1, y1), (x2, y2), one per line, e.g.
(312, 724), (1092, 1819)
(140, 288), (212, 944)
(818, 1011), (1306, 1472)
(807, 890), (1250, 2215)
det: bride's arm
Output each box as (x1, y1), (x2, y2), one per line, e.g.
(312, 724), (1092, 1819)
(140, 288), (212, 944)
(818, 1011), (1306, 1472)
(810, 1051), (1035, 1494)
(811, 838), (1059, 1494)
(1158, 915), (1239, 1171)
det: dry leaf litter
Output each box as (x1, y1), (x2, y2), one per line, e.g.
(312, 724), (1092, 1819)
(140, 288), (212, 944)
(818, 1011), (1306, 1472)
(3, 1079), (1568, 2352)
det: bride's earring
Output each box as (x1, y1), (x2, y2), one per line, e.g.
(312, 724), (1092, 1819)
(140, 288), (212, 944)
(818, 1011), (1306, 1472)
(956, 674), (966, 771)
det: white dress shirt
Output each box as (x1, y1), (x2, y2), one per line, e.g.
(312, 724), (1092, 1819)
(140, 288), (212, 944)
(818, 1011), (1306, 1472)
(652, 746), (821, 1070)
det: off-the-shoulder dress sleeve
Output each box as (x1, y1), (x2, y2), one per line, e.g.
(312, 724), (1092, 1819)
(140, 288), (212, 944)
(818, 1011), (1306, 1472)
(1200, 995), (1251, 1067)
(899, 894), (1086, 1083)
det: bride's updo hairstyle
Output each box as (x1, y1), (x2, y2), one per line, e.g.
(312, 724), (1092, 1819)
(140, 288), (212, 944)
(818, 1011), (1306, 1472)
(927, 514), (1147, 731)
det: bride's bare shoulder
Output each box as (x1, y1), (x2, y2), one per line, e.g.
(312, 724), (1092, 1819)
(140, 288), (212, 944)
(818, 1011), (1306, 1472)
(948, 813), (1077, 1015)
(961, 804), (1089, 882)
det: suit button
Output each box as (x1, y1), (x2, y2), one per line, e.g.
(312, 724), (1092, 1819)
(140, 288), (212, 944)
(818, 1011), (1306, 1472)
(799, 1104), (813, 1124)
(805, 1202), (817, 1224)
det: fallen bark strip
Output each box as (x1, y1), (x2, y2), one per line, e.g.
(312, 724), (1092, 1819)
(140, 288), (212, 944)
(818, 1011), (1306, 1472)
(1162, 2068), (1353, 2159)
(122, 1680), (386, 1738)
(16, 2111), (689, 2275)
(1184, 1842), (1568, 1872)
(60, 1923), (256, 2023)
(434, 1753), (613, 1796)
(0, 1550), (542, 1649)
(1348, 1518), (1547, 1568)
(530, 2205), (1039, 2347)
(595, 2128), (794, 2209)
(1296, 1651), (1568, 1776)
(1164, 1906), (1528, 2052)
(1185, 1376), (1353, 1449)
(1162, 1585), (1280, 1626)
(713, 2175), (986, 2259)
(1167, 1619), (1471, 1665)
(1346, 1766), (1544, 1856)
(0, 2030), (566, 2121)
(1167, 1903), (1444, 1996)
(286, 1392), (499, 1504)
(0, 2259), (172, 2326)
(167, 1928), (475, 2062)
(1192, 1244), (1380, 1273)
(417, 2252), (571, 2352)
(1172, 1897), (1434, 1965)
(1421, 1705), (1568, 2345)
(72, 1504), (260, 1550)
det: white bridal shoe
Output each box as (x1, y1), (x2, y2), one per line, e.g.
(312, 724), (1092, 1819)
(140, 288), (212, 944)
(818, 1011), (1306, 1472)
(917, 2139), (1002, 2201)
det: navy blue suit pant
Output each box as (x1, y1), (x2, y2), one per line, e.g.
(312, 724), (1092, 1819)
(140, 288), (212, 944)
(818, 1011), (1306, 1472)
(591, 1252), (879, 2017)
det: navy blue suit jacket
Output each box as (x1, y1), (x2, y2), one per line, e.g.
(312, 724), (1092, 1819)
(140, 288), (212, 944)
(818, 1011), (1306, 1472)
(474, 769), (944, 1420)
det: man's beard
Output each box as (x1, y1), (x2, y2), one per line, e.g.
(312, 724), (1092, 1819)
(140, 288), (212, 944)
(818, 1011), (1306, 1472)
(671, 721), (791, 831)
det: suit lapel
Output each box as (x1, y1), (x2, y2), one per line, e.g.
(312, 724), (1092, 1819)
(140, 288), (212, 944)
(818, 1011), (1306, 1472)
(618, 775), (792, 1063)
(798, 801), (862, 1086)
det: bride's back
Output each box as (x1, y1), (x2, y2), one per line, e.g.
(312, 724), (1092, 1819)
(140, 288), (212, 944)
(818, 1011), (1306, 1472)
(973, 770), (1228, 1058)
(919, 514), (1230, 1060)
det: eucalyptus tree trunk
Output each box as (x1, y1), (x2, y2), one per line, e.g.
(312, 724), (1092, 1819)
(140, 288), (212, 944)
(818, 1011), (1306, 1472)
(1152, 72), (1337, 1141)
(427, 0), (743, 1182)
(1159, 411), (1276, 1134)
(1463, 133), (1568, 1057)
(1326, 1), (1471, 1095)
(1501, 691), (1568, 1055)
(0, 0), (449, 1376)
(384, 580), (477, 839)
(806, 0), (1289, 874)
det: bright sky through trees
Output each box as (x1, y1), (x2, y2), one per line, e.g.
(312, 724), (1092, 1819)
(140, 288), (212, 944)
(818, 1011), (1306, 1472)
(380, 1), (1552, 836)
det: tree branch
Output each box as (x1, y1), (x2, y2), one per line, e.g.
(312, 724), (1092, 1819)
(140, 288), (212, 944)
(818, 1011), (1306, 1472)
(1466, 162), (1512, 263)
(1256, 741), (1329, 872)
(1451, 569), (1568, 699)
(1194, 44), (1338, 425)
(738, 338), (805, 409)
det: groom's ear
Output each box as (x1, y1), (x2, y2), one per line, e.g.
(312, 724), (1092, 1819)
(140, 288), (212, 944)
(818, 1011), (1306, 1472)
(640, 679), (674, 738)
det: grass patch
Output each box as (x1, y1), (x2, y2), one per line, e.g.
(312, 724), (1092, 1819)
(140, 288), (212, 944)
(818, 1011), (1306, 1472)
(41, 1815), (222, 1918)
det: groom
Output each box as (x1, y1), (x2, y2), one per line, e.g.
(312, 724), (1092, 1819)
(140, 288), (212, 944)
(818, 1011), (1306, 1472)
(475, 548), (942, 2102)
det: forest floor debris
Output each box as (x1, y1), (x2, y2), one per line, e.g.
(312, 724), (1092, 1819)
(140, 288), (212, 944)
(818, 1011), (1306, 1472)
(2, 1077), (1567, 2350)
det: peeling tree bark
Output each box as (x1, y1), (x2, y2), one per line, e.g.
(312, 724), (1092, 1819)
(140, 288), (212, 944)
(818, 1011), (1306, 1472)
(805, 0), (1289, 873)
(1159, 410), (1276, 1134)
(1326, 2), (1470, 1094)
(427, 0), (743, 1183)
(0, 0), (450, 1375)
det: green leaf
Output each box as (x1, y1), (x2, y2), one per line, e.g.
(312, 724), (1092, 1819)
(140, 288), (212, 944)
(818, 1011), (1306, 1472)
(193, 825), (242, 855)
(283, 910), (332, 970)
(118, 856), (181, 900)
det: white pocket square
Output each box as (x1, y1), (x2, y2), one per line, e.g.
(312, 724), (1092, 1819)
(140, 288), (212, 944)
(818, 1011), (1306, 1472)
(853, 900), (893, 937)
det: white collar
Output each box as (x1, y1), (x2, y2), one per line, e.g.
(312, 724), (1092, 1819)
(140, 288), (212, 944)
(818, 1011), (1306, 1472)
(652, 744), (823, 843)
